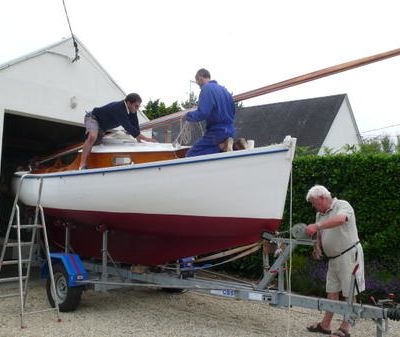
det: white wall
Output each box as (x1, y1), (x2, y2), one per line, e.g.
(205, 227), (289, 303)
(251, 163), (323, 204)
(0, 39), (149, 124)
(319, 98), (360, 154)
(1, 41), (121, 124)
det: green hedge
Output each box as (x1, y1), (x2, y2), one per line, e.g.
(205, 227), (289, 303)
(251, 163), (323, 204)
(224, 153), (400, 276)
(289, 153), (400, 263)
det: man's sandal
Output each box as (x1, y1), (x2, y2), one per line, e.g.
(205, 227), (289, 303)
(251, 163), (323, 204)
(330, 328), (351, 337)
(306, 322), (331, 334)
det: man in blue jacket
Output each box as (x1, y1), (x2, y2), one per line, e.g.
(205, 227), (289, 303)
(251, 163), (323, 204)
(79, 93), (155, 169)
(185, 69), (236, 157)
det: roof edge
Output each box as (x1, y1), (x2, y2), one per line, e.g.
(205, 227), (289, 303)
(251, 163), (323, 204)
(0, 36), (149, 122)
(0, 38), (73, 71)
(342, 94), (362, 143)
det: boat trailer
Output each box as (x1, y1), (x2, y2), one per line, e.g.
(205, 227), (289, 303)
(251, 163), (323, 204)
(40, 224), (400, 337)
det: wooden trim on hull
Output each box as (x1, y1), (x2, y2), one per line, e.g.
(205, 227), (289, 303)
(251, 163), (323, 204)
(45, 208), (281, 265)
(33, 148), (188, 173)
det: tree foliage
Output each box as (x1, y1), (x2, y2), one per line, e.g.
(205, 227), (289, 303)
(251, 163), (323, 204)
(143, 91), (244, 121)
(306, 135), (400, 156)
(349, 135), (398, 155)
(143, 99), (181, 120)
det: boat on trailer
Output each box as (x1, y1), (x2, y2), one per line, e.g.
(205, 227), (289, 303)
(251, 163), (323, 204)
(13, 133), (296, 265)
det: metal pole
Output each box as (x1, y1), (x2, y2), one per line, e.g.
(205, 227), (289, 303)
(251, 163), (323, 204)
(36, 177), (60, 321)
(15, 206), (25, 328)
(262, 247), (270, 278)
(65, 226), (70, 254)
(23, 178), (44, 308)
(189, 80), (192, 103)
(256, 242), (298, 290)
(376, 318), (384, 337)
(101, 230), (109, 292)
(40, 205), (61, 321)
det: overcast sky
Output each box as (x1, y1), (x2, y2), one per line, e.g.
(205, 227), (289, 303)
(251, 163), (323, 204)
(1, 0), (400, 139)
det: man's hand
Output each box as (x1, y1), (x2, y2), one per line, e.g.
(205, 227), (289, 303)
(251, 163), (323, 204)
(305, 223), (319, 237)
(184, 107), (198, 122)
(136, 134), (157, 143)
(144, 136), (157, 143)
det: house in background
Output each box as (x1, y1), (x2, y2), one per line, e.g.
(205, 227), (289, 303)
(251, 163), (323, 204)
(153, 94), (361, 155)
(234, 94), (361, 154)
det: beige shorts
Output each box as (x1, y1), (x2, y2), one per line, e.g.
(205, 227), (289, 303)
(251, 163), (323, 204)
(326, 244), (365, 297)
(84, 113), (100, 133)
(84, 113), (104, 144)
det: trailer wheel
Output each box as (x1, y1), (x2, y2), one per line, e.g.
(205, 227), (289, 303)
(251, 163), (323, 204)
(46, 264), (83, 312)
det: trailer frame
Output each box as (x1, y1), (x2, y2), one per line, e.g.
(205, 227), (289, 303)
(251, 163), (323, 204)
(41, 226), (400, 337)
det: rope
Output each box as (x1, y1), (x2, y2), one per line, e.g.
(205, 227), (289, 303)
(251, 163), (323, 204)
(195, 241), (261, 263)
(140, 110), (188, 130)
(172, 116), (206, 147)
(195, 244), (262, 270)
(173, 120), (193, 146)
(286, 164), (294, 337)
(158, 243), (262, 272)
(199, 269), (255, 286)
(62, 0), (80, 62)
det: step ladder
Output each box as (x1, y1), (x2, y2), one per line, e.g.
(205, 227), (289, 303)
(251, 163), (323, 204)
(0, 174), (60, 328)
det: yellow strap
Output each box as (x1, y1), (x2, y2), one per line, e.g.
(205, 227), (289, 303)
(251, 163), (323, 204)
(195, 241), (261, 263)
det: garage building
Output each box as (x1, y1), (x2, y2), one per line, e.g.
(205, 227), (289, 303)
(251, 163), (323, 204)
(0, 37), (149, 235)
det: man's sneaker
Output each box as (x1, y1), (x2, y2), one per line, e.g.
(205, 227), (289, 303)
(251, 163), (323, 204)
(78, 165), (88, 170)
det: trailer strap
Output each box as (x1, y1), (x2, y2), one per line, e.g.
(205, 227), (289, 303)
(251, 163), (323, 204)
(194, 241), (261, 263)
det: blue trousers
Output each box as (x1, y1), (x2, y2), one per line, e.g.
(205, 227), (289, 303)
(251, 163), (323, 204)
(186, 130), (233, 157)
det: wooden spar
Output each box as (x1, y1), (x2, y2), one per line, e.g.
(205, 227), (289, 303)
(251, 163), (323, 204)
(140, 110), (188, 130)
(232, 47), (400, 102)
(36, 143), (84, 165)
(140, 47), (400, 131)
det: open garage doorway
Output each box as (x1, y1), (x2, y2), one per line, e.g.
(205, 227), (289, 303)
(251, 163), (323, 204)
(0, 112), (84, 236)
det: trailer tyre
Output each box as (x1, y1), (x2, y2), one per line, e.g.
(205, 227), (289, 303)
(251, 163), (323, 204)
(46, 264), (83, 312)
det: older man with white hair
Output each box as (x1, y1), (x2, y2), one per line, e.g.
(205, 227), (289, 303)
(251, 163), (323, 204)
(305, 185), (365, 337)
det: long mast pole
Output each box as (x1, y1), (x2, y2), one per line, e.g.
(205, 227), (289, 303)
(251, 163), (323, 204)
(140, 47), (400, 131)
(233, 48), (400, 102)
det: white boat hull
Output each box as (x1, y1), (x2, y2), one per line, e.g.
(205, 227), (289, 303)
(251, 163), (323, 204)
(13, 137), (296, 265)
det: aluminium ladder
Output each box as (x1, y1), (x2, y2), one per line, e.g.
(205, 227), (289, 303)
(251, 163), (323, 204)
(0, 174), (60, 328)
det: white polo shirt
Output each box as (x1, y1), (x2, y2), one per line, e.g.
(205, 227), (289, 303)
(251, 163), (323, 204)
(316, 198), (360, 257)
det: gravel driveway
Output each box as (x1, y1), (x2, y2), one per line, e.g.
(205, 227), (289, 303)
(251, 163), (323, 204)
(1, 275), (399, 337)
